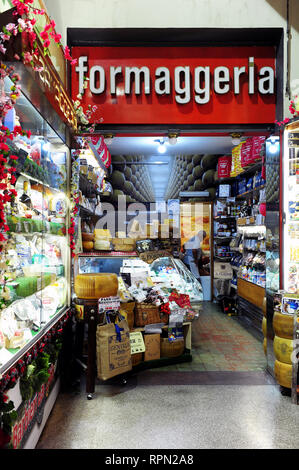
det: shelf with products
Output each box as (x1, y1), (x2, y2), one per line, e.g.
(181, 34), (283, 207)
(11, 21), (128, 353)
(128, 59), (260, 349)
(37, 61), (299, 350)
(282, 120), (299, 296)
(0, 78), (71, 375)
(236, 184), (265, 199)
(78, 205), (103, 220)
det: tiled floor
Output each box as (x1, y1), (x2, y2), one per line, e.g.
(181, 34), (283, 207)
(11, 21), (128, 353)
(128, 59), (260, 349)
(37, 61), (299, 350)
(156, 301), (267, 373)
(36, 301), (289, 450)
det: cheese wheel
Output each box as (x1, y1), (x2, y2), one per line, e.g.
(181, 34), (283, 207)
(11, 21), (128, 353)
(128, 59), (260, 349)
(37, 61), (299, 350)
(94, 239), (111, 250)
(82, 232), (94, 241)
(273, 335), (293, 364)
(262, 317), (267, 337)
(262, 296), (266, 315)
(83, 241), (94, 252)
(273, 312), (294, 339)
(74, 273), (118, 299)
(94, 229), (111, 239)
(274, 360), (292, 389)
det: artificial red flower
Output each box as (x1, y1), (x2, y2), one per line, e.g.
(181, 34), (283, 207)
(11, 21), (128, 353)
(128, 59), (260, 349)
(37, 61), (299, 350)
(40, 30), (49, 40)
(43, 39), (51, 49)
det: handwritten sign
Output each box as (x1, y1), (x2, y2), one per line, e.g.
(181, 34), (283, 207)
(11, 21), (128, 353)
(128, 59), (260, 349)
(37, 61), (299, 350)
(129, 331), (145, 354)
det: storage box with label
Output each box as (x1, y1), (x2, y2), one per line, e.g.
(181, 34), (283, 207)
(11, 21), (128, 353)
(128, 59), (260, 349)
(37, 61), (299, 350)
(214, 262), (233, 280)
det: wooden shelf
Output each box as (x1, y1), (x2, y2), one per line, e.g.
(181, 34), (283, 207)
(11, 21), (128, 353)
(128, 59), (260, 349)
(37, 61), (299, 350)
(214, 216), (236, 220)
(216, 161), (263, 186)
(236, 185), (265, 199)
(78, 205), (102, 219)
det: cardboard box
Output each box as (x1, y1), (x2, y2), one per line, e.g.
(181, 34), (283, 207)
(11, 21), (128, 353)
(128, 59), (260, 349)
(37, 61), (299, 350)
(144, 333), (161, 361)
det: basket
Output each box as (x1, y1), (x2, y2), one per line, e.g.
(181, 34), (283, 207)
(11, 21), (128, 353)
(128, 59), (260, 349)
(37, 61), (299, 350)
(119, 302), (135, 330)
(131, 352), (143, 366)
(134, 303), (163, 327)
(160, 338), (185, 358)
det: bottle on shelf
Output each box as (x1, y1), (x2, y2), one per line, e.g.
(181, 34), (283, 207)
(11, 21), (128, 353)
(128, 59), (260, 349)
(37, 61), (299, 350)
(19, 180), (32, 209)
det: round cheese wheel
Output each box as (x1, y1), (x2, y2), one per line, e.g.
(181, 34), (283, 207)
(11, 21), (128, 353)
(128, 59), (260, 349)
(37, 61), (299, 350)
(192, 154), (203, 166)
(193, 165), (204, 178)
(194, 179), (205, 191)
(202, 169), (215, 186)
(262, 317), (267, 337)
(112, 155), (126, 171)
(83, 241), (94, 252)
(94, 239), (111, 250)
(201, 154), (219, 170)
(262, 296), (267, 315)
(274, 360), (292, 389)
(74, 273), (118, 299)
(187, 174), (195, 185)
(124, 181), (134, 195)
(273, 335), (293, 364)
(111, 171), (125, 189)
(273, 312), (294, 339)
(82, 232), (94, 242)
(187, 163), (193, 174)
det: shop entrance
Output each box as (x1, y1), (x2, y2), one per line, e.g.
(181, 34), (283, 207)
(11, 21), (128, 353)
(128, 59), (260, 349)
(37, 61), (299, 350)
(77, 131), (270, 378)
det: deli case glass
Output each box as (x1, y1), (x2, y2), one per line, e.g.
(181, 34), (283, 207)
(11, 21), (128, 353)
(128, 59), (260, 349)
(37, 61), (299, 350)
(0, 76), (70, 374)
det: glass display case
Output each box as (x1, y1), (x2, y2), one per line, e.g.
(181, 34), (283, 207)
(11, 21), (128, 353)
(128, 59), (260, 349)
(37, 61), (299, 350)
(283, 122), (299, 294)
(150, 257), (203, 303)
(0, 76), (70, 373)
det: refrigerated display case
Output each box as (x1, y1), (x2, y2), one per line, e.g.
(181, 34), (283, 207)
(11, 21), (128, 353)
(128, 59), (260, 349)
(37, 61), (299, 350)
(149, 256), (203, 304)
(265, 135), (281, 376)
(0, 75), (71, 376)
(281, 119), (299, 402)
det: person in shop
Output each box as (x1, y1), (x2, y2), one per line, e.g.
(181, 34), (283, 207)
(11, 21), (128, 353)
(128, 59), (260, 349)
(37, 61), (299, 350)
(181, 230), (207, 283)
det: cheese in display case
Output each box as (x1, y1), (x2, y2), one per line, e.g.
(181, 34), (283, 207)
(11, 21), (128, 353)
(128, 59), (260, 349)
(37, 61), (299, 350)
(283, 120), (299, 294)
(0, 77), (71, 373)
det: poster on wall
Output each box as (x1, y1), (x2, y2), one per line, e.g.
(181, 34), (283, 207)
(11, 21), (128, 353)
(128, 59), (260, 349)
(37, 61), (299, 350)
(180, 202), (211, 276)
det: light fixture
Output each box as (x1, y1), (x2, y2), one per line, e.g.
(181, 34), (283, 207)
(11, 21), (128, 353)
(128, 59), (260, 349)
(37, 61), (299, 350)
(168, 132), (179, 145)
(154, 138), (167, 154)
(269, 136), (279, 154)
(231, 133), (242, 146)
(104, 133), (113, 145)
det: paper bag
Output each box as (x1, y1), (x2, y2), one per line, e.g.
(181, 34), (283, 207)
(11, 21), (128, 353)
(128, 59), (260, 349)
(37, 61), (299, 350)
(96, 315), (132, 381)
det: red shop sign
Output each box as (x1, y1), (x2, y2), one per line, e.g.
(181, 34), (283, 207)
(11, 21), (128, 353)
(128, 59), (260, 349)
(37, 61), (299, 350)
(71, 46), (276, 125)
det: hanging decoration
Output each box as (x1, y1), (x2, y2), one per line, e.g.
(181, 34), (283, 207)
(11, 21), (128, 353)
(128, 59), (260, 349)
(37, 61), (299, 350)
(0, 0), (77, 70)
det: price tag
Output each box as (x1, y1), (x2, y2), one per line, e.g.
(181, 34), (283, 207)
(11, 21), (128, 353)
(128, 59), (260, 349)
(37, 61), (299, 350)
(98, 296), (120, 313)
(129, 331), (145, 354)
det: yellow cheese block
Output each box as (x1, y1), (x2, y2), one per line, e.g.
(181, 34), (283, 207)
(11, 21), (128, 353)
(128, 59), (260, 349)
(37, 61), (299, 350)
(94, 229), (111, 239)
(273, 312), (294, 339)
(113, 244), (134, 252)
(74, 273), (118, 299)
(262, 317), (267, 337)
(116, 231), (126, 238)
(274, 360), (292, 388)
(273, 335), (293, 364)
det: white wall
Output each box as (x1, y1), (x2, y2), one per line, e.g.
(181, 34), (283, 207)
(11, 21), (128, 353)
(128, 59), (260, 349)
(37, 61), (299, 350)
(42, 0), (299, 119)
(1, 0), (297, 118)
